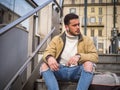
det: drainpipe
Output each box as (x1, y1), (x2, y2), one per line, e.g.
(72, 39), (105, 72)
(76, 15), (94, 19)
(84, 0), (87, 35)
(111, 0), (118, 54)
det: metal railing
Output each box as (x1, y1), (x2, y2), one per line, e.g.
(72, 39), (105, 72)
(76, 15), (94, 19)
(0, 0), (52, 35)
(0, 0), (61, 35)
(4, 27), (55, 90)
(2, 0), (62, 89)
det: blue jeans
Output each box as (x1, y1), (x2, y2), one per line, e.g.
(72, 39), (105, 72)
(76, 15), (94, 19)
(41, 64), (93, 90)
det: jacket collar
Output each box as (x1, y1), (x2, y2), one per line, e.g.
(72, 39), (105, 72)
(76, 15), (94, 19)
(60, 31), (83, 42)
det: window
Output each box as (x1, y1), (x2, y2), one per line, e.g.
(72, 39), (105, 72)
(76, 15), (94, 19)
(91, 29), (95, 37)
(0, 0), (34, 16)
(72, 0), (75, 4)
(99, 0), (102, 3)
(98, 43), (103, 49)
(99, 7), (102, 15)
(115, 16), (117, 23)
(82, 17), (88, 25)
(70, 8), (76, 13)
(98, 29), (102, 37)
(91, 8), (95, 12)
(98, 17), (102, 24)
(91, 0), (95, 3)
(82, 17), (84, 25)
(115, 7), (117, 14)
(0, 9), (4, 24)
(90, 17), (96, 23)
(111, 0), (118, 3)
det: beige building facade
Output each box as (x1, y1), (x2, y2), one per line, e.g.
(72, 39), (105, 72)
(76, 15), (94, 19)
(63, 0), (120, 54)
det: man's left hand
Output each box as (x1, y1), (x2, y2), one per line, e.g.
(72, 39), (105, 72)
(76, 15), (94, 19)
(66, 55), (80, 66)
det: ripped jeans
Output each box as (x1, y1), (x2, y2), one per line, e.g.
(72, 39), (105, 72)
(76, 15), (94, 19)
(41, 64), (93, 90)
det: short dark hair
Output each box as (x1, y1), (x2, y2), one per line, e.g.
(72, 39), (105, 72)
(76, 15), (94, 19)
(64, 13), (79, 25)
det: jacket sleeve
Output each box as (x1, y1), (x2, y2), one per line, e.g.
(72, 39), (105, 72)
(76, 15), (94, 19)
(78, 37), (98, 63)
(42, 36), (58, 63)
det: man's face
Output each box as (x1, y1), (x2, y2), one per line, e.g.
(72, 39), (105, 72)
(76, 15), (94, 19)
(65, 19), (80, 36)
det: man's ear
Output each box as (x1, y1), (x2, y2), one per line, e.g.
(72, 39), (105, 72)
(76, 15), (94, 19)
(65, 25), (69, 31)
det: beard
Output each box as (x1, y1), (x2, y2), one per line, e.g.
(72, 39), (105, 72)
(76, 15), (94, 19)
(68, 29), (80, 36)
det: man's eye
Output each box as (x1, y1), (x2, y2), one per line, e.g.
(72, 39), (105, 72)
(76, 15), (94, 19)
(73, 25), (76, 26)
(73, 24), (79, 26)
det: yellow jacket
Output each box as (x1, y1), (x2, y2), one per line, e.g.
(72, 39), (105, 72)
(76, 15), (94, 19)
(43, 32), (98, 63)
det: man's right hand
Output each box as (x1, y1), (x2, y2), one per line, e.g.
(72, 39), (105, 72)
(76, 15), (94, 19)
(47, 56), (59, 71)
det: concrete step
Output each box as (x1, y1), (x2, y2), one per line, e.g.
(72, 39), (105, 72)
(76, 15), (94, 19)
(35, 72), (120, 90)
(35, 79), (120, 90)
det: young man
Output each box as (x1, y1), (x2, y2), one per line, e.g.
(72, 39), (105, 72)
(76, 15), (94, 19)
(40, 13), (98, 90)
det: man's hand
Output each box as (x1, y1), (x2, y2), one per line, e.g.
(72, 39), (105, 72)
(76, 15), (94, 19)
(47, 56), (59, 71)
(66, 55), (80, 66)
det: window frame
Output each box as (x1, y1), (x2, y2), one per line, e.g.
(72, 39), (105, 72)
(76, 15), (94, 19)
(98, 29), (102, 37)
(99, 7), (102, 15)
(90, 17), (96, 23)
(91, 29), (95, 37)
(69, 8), (76, 13)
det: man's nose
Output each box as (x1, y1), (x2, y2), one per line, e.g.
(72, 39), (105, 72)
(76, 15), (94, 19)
(77, 25), (79, 28)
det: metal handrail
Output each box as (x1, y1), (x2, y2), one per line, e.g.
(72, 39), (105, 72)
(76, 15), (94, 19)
(4, 27), (55, 90)
(53, 0), (62, 14)
(0, 0), (55, 35)
(1, 0), (62, 89)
